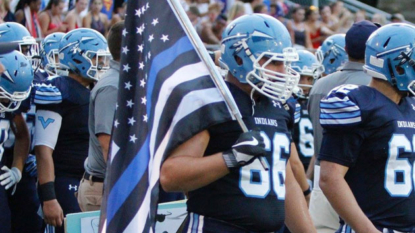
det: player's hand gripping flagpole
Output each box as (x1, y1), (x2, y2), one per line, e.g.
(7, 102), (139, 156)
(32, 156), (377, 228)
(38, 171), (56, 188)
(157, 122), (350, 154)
(99, 0), (267, 232)
(168, 0), (269, 171)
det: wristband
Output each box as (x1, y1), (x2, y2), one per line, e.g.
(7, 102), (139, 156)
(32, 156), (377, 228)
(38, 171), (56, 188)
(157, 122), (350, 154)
(39, 182), (56, 201)
(303, 185), (312, 196)
(222, 150), (238, 168)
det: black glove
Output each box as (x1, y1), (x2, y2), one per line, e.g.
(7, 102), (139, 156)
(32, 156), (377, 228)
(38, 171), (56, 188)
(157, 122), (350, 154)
(223, 130), (266, 168)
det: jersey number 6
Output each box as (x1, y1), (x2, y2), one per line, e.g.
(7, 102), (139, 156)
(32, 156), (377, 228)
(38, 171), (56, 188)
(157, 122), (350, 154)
(385, 134), (415, 197)
(239, 132), (289, 199)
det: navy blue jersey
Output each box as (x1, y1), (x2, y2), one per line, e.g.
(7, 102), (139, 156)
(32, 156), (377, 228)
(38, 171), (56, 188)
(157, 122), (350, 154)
(319, 84), (415, 231)
(3, 68), (49, 157)
(187, 83), (296, 231)
(292, 99), (314, 169)
(0, 112), (12, 164)
(34, 76), (90, 179)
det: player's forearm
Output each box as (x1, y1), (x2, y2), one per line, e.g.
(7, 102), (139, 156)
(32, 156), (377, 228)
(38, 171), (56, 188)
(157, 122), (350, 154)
(320, 162), (379, 233)
(11, 114), (30, 172)
(285, 161), (316, 233)
(35, 146), (56, 184)
(160, 153), (229, 192)
(306, 154), (316, 180)
(12, 134), (30, 172)
(289, 147), (309, 191)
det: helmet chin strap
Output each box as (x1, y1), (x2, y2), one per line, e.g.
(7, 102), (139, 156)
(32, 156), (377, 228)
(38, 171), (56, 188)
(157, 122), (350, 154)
(250, 88), (256, 116)
(387, 58), (398, 87)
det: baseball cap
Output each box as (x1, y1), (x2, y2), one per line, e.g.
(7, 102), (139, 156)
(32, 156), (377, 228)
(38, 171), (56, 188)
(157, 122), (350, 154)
(0, 42), (18, 55)
(345, 20), (380, 59)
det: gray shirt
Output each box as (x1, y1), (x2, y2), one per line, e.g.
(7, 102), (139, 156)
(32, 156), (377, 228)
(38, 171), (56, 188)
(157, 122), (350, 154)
(85, 60), (120, 178)
(308, 61), (371, 165)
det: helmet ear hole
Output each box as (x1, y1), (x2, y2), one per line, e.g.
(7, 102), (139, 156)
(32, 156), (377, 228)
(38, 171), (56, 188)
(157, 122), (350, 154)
(73, 59), (83, 64)
(395, 65), (405, 75)
(234, 55), (243, 65)
(329, 58), (335, 64)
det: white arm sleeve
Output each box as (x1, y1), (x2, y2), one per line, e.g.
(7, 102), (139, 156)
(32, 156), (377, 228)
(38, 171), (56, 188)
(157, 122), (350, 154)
(34, 110), (62, 149)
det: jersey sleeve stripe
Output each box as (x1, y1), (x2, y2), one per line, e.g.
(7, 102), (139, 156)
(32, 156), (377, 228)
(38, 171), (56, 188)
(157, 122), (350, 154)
(320, 100), (357, 109)
(320, 89), (361, 126)
(34, 85), (62, 105)
(320, 110), (361, 120)
(320, 106), (360, 113)
(320, 117), (361, 125)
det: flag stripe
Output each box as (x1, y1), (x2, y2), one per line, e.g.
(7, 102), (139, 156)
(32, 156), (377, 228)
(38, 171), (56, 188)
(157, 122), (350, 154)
(146, 36), (194, 116)
(149, 61), (209, 156)
(107, 137), (150, 223)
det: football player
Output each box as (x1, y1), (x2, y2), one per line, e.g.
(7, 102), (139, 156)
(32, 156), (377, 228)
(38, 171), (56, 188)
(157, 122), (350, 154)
(0, 22), (44, 233)
(160, 14), (315, 232)
(316, 34), (348, 76)
(40, 32), (66, 78)
(291, 50), (322, 170)
(34, 28), (110, 233)
(0, 49), (34, 233)
(319, 23), (415, 232)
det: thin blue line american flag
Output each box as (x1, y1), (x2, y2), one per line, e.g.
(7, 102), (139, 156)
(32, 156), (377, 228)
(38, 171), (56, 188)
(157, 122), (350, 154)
(99, 0), (232, 232)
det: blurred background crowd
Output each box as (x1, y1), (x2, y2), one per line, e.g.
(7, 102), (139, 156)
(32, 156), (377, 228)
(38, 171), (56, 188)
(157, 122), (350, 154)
(0, 0), (410, 48)
(0, 0), (127, 38)
(180, 0), (411, 52)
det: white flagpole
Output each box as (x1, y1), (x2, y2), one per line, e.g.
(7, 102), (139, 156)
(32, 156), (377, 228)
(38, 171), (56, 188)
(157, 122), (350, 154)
(168, 0), (269, 171)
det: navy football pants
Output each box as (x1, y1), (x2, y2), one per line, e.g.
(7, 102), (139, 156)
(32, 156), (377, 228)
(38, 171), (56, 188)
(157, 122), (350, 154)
(7, 171), (42, 233)
(184, 212), (282, 233)
(0, 181), (11, 233)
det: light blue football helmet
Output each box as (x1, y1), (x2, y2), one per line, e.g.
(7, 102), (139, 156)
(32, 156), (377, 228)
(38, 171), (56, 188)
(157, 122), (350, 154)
(0, 50), (34, 112)
(219, 14), (300, 103)
(0, 22), (40, 69)
(59, 28), (111, 81)
(364, 23), (415, 95)
(291, 50), (322, 98)
(41, 32), (65, 76)
(316, 34), (348, 75)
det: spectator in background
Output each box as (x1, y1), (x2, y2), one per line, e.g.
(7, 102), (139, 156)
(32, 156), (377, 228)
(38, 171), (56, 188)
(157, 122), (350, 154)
(390, 13), (405, 23)
(82, 0), (109, 36)
(63, 0), (88, 32)
(38, 0), (66, 37)
(291, 6), (312, 50)
(253, 3), (267, 14)
(321, 4), (352, 34)
(186, 4), (202, 33)
(273, 2), (295, 46)
(305, 6), (325, 49)
(109, 1), (126, 27)
(269, 3), (277, 17)
(371, 13), (387, 25)
(354, 9), (366, 22)
(15, 0), (42, 38)
(199, 3), (222, 45)
(241, 0), (263, 15)
(227, 1), (245, 23)
(320, 5), (337, 30)
(0, 0), (16, 22)
(330, 1), (344, 20)
(77, 21), (123, 212)
(200, 13), (227, 45)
